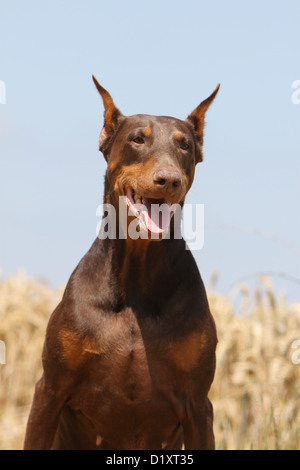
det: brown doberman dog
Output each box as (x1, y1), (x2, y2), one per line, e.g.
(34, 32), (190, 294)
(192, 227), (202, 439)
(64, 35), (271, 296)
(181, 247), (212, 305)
(24, 77), (220, 450)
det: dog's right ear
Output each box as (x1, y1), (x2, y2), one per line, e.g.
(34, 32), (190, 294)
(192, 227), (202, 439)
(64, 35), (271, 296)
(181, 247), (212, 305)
(186, 84), (220, 163)
(92, 75), (124, 160)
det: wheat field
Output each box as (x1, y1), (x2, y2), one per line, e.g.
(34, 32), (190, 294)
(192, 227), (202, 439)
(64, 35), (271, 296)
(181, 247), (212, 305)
(0, 270), (299, 450)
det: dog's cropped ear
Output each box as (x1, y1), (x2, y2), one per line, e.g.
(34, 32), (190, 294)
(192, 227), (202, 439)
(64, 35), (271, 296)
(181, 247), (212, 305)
(92, 75), (124, 160)
(186, 84), (220, 163)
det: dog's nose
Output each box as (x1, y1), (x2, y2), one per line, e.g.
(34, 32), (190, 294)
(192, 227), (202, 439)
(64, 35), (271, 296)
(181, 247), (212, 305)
(153, 168), (182, 192)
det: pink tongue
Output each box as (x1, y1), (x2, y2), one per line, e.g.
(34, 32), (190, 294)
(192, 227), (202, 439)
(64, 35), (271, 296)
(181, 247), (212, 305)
(140, 201), (173, 234)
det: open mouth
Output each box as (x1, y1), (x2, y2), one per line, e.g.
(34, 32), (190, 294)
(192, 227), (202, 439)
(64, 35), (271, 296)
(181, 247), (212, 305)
(124, 186), (178, 235)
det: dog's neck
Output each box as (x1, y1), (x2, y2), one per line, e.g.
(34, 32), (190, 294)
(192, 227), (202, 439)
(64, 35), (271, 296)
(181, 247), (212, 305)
(97, 185), (185, 312)
(107, 235), (184, 315)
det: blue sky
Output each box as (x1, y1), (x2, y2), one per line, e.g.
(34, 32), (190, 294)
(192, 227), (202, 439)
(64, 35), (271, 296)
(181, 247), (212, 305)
(0, 0), (300, 303)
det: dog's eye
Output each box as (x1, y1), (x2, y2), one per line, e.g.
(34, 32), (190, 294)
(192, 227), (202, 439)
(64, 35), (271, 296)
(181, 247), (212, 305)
(180, 141), (190, 150)
(132, 136), (145, 144)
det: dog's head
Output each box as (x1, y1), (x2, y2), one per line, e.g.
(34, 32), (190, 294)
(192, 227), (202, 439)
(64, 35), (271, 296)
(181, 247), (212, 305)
(93, 76), (219, 238)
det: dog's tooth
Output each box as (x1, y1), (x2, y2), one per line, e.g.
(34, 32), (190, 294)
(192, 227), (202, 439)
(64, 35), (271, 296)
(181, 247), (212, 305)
(136, 197), (142, 204)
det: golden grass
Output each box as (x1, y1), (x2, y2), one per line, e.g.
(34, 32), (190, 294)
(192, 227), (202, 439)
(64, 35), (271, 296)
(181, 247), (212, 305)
(0, 270), (299, 450)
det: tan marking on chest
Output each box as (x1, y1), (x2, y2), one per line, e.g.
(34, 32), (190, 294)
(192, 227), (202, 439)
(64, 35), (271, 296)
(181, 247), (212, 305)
(59, 329), (100, 370)
(167, 330), (205, 372)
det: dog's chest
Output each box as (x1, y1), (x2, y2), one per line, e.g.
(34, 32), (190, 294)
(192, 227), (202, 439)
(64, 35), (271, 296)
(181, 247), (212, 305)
(65, 313), (163, 416)
(62, 306), (212, 448)
(65, 308), (204, 407)
(91, 310), (168, 385)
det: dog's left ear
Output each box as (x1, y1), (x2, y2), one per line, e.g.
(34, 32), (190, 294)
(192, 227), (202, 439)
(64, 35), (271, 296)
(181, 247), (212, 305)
(186, 84), (220, 163)
(92, 75), (125, 161)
